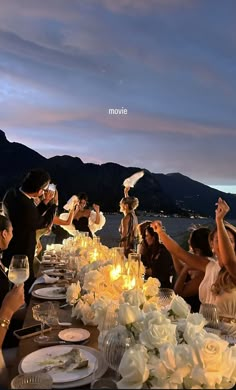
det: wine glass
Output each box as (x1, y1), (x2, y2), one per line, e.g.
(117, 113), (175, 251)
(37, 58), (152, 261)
(32, 302), (56, 342)
(8, 255), (29, 286)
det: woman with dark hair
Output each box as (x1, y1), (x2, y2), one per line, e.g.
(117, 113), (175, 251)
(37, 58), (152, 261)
(138, 225), (174, 288)
(73, 192), (101, 239)
(2, 169), (57, 301)
(152, 198), (236, 335)
(0, 214), (25, 385)
(173, 227), (212, 312)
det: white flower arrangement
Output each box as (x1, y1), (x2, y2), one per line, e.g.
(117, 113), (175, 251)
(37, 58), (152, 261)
(115, 298), (236, 389)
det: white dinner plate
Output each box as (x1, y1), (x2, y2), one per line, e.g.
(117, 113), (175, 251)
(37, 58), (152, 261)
(32, 287), (66, 300)
(19, 345), (108, 389)
(58, 328), (90, 343)
(20, 345), (96, 384)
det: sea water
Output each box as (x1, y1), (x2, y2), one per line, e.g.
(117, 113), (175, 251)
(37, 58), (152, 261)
(97, 214), (236, 248)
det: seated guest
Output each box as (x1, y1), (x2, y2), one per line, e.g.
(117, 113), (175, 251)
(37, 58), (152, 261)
(0, 215), (25, 351)
(0, 285), (25, 348)
(173, 227), (212, 312)
(2, 169), (57, 303)
(151, 200), (236, 336)
(136, 220), (152, 251)
(0, 215), (14, 305)
(138, 225), (174, 288)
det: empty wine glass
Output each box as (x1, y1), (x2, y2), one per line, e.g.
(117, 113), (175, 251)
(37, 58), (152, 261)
(8, 255), (29, 286)
(32, 302), (56, 342)
(199, 303), (219, 329)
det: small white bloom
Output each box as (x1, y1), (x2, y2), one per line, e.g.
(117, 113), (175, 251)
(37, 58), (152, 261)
(170, 295), (190, 318)
(66, 281), (81, 305)
(83, 270), (105, 292)
(117, 345), (149, 389)
(118, 303), (143, 326)
(140, 322), (177, 349)
(143, 277), (160, 297)
(122, 288), (146, 307)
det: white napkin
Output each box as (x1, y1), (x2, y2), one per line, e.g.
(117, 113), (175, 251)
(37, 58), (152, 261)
(63, 195), (79, 211)
(123, 170), (144, 188)
(28, 274), (59, 294)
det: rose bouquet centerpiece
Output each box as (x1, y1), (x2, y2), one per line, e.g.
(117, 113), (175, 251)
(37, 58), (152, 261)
(114, 295), (236, 389)
(66, 256), (146, 326)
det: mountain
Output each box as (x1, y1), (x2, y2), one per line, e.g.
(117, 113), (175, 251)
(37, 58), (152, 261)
(0, 129), (235, 217)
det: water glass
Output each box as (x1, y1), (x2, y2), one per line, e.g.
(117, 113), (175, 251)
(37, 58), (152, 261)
(157, 288), (175, 308)
(11, 373), (53, 389)
(8, 255), (29, 285)
(199, 303), (219, 329)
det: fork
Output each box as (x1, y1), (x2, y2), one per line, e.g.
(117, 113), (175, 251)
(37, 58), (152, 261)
(34, 357), (74, 374)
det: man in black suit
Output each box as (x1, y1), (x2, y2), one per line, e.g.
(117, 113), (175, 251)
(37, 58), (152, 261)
(2, 169), (58, 302)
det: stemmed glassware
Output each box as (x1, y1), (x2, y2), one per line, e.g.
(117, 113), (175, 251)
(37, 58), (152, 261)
(8, 255), (29, 286)
(32, 302), (58, 343)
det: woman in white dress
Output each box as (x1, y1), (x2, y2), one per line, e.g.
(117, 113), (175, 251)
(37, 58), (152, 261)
(151, 198), (236, 335)
(213, 198), (236, 336)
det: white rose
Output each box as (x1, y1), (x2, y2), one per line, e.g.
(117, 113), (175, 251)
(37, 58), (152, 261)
(122, 288), (146, 307)
(118, 303), (143, 325)
(143, 309), (171, 327)
(80, 301), (96, 326)
(170, 295), (190, 318)
(66, 281), (81, 304)
(83, 270), (105, 292)
(191, 334), (232, 388)
(143, 277), (160, 297)
(183, 313), (207, 344)
(82, 292), (96, 305)
(71, 299), (83, 319)
(117, 345), (149, 389)
(140, 322), (177, 349)
(143, 301), (160, 313)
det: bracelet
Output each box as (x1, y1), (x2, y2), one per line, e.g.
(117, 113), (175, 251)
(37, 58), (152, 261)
(0, 318), (10, 330)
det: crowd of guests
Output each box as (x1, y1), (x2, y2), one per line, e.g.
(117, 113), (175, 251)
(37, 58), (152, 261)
(0, 168), (236, 380)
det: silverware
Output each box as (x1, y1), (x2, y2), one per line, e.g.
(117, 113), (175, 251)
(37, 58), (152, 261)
(34, 357), (74, 374)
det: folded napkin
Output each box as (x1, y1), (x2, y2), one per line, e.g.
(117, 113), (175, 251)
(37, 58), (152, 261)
(28, 274), (59, 294)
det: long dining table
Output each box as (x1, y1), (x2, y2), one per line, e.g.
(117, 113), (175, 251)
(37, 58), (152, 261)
(8, 281), (107, 389)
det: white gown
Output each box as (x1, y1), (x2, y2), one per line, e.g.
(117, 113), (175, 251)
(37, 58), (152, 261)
(199, 259), (236, 336)
(198, 259), (220, 305)
(216, 288), (236, 336)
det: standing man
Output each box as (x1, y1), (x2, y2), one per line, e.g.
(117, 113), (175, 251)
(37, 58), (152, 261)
(2, 168), (58, 302)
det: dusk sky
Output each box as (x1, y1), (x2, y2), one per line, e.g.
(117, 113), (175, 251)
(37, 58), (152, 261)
(1, 0), (236, 193)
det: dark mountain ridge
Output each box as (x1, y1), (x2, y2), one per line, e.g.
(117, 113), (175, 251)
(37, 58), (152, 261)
(0, 130), (235, 217)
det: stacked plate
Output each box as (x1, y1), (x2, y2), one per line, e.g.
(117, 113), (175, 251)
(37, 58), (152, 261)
(18, 345), (108, 389)
(32, 287), (67, 300)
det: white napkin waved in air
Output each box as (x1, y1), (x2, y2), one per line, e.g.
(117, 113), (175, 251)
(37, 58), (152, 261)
(123, 170), (144, 188)
(63, 195), (79, 211)
(28, 274), (59, 294)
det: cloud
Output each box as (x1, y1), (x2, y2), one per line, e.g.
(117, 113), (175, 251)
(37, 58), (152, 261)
(0, 0), (236, 190)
